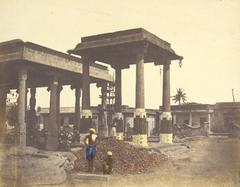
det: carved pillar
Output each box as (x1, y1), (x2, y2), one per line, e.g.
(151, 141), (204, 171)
(113, 66), (124, 140)
(71, 84), (81, 142)
(18, 66), (28, 147)
(46, 76), (59, 151)
(57, 85), (62, 127)
(30, 88), (36, 111)
(0, 87), (9, 141)
(160, 60), (173, 143)
(80, 56), (93, 132)
(133, 45), (148, 147)
(115, 67), (122, 113)
(98, 82), (108, 137)
(27, 87), (36, 146)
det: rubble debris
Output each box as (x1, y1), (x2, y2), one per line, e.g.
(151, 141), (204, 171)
(148, 143), (191, 160)
(1, 146), (77, 186)
(73, 137), (167, 175)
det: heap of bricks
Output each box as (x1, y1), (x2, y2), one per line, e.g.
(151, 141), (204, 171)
(73, 137), (167, 175)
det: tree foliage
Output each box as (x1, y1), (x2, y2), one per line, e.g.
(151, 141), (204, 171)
(172, 88), (187, 105)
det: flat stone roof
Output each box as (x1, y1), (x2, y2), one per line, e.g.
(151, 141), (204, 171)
(0, 39), (113, 88)
(215, 102), (240, 109)
(69, 28), (183, 65)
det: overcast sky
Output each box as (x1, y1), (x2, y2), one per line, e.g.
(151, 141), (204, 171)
(1, 0), (240, 109)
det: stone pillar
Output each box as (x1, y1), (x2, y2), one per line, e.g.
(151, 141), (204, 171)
(189, 111), (193, 126)
(63, 116), (69, 126)
(208, 112), (212, 134)
(56, 85), (62, 127)
(18, 66), (28, 147)
(172, 113), (177, 125)
(39, 115), (44, 130)
(113, 66), (124, 140)
(25, 88), (28, 115)
(71, 85), (81, 142)
(0, 87), (9, 141)
(80, 57), (93, 132)
(133, 47), (148, 147)
(115, 67), (122, 112)
(46, 76), (59, 151)
(160, 60), (173, 143)
(29, 88), (36, 112)
(98, 82), (108, 137)
(27, 87), (36, 146)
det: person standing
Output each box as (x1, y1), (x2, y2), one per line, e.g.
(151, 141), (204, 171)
(111, 119), (117, 138)
(84, 128), (98, 173)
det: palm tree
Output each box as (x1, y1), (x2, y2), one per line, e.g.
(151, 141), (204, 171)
(172, 88), (187, 105)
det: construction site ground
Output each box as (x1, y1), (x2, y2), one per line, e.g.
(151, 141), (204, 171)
(1, 136), (240, 187)
(71, 137), (240, 187)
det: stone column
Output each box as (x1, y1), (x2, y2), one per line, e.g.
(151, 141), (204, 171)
(172, 113), (177, 125)
(56, 85), (62, 127)
(18, 66), (28, 147)
(208, 112), (212, 134)
(71, 85), (81, 142)
(81, 57), (93, 132)
(160, 60), (173, 143)
(98, 82), (108, 137)
(27, 87), (36, 146)
(115, 67), (122, 112)
(133, 46), (148, 147)
(25, 88), (28, 115)
(0, 87), (9, 141)
(113, 66), (124, 140)
(29, 88), (36, 112)
(63, 116), (69, 126)
(39, 114), (44, 130)
(46, 76), (59, 151)
(189, 111), (193, 126)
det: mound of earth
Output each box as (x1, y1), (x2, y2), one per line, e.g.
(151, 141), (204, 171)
(73, 138), (167, 175)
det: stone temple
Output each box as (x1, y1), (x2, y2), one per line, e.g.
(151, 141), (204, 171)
(0, 28), (183, 149)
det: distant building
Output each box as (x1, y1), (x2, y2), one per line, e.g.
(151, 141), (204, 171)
(170, 103), (214, 137)
(37, 102), (240, 138)
(211, 102), (240, 135)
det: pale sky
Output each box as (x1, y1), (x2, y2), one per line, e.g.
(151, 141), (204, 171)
(1, 0), (240, 109)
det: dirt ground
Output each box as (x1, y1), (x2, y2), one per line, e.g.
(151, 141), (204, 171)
(1, 137), (240, 187)
(72, 137), (240, 187)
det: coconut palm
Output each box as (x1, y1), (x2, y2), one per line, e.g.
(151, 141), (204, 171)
(172, 88), (187, 105)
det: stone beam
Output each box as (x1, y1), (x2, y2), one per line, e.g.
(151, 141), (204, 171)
(0, 40), (113, 83)
(23, 46), (113, 82)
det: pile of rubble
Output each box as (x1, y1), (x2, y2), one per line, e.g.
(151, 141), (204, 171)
(1, 146), (76, 186)
(73, 138), (167, 175)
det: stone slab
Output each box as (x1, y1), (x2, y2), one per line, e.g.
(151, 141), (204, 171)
(72, 173), (109, 182)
